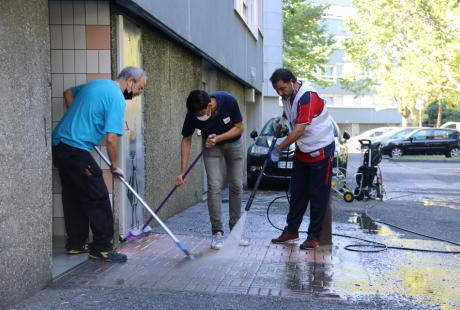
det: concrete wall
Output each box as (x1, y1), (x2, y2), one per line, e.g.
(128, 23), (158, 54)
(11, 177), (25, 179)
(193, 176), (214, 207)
(215, 69), (250, 151)
(0, 0), (52, 307)
(261, 0), (283, 132)
(260, 96), (282, 127)
(124, 0), (264, 92)
(141, 23), (257, 218)
(142, 25), (204, 220)
(262, 0), (282, 98)
(329, 107), (402, 124)
(214, 69), (258, 187)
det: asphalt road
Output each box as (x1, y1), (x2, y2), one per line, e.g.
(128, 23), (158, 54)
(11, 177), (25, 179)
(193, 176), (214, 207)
(11, 287), (428, 310)
(336, 154), (460, 245)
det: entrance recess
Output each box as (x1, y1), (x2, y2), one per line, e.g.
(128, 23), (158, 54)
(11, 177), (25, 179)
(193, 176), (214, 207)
(116, 16), (145, 239)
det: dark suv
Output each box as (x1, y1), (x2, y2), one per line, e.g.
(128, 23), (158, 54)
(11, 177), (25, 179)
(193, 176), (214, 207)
(246, 117), (350, 188)
(381, 128), (460, 157)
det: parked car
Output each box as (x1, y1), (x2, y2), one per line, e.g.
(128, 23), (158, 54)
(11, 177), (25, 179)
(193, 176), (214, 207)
(440, 122), (460, 130)
(246, 117), (350, 188)
(371, 127), (419, 148)
(348, 126), (399, 151)
(357, 126), (399, 140)
(381, 128), (460, 157)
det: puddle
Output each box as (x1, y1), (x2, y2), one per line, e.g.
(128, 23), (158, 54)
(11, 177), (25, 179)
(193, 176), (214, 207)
(348, 212), (380, 234)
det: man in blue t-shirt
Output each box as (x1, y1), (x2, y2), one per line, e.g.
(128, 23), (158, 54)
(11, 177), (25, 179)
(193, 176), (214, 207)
(176, 90), (245, 250)
(52, 66), (146, 263)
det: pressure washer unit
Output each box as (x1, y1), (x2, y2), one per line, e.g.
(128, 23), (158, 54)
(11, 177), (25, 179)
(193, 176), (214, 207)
(331, 150), (354, 203)
(354, 139), (384, 201)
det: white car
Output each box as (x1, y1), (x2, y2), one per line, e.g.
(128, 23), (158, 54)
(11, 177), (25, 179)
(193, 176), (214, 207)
(348, 126), (398, 151)
(440, 122), (460, 130)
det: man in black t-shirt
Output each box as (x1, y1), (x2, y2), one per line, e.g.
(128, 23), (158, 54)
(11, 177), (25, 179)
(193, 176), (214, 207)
(177, 90), (245, 250)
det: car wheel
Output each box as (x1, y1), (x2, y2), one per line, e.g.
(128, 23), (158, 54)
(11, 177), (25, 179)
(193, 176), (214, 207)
(447, 147), (460, 158)
(390, 147), (403, 157)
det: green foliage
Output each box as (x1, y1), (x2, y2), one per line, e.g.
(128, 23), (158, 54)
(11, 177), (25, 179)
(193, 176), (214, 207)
(342, 0), (460, 124)
(283, 0), (336, 87)
(424, 101), (460, 126)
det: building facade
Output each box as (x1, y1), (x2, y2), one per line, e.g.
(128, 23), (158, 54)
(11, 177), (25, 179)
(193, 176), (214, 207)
(310, 0), (402, 135)
(260, 0), (283, 127)
(0, 0), (263, 307)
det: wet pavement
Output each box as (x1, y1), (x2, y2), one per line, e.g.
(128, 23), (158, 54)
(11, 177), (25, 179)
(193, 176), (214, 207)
(11, 155), (460, 310)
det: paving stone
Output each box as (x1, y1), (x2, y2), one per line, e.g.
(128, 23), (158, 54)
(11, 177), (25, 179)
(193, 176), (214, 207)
(47, 198), (460, 310)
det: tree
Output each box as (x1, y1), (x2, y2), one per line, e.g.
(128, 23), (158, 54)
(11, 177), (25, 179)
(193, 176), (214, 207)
(425, 101), (460, 126)
(342, 0), (460, 127)
(283, 0), (336, 87)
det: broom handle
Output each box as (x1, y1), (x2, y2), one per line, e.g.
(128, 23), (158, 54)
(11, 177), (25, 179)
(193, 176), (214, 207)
(94, 147), (182, 243)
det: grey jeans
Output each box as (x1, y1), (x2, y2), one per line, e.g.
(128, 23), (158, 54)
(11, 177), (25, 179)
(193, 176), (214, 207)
(203, 138), (243, 234)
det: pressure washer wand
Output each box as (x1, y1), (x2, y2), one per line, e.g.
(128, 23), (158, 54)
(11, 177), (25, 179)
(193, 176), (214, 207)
(142, 150), (204, 230)
(245, 126), (282, 212)
(94, 147), (193, 257)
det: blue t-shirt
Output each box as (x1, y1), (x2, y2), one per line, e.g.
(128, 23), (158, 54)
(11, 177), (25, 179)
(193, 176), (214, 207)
(52, 79), (126, 151)
(181, 91), (243, 144)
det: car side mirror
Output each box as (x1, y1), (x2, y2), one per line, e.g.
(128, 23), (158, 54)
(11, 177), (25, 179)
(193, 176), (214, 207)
(408, 137), (413, 142)
(342, 131), (351, 140)
(250, 130), (258, 140)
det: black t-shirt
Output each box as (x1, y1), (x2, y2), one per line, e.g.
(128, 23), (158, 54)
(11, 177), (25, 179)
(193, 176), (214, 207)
(181, 91), (243, 144)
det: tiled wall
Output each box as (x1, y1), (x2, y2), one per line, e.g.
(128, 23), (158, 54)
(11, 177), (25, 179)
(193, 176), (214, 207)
(49, 0), (112, 237)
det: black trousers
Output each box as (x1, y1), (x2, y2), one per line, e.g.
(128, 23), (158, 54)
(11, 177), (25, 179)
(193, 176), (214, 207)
(284, 156), (333, 241)
(52, 143), (114, 252)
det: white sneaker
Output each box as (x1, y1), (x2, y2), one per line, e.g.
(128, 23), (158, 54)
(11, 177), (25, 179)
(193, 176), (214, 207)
(239, 237), (250, 246)
(211, 232), (224, 250)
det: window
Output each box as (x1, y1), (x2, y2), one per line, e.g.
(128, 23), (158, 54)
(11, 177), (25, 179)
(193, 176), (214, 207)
(324, 96), (335, 105)
(432, 129), (457, 140)
(234, 0), (259, 39)
(336, 64), (343, 78)
(392, 128), (416, 139)
(370, 131), (384, 138)
(322, 65), (335, 81)
(261, 118), (278, 136)
(412, 130), (430, 140)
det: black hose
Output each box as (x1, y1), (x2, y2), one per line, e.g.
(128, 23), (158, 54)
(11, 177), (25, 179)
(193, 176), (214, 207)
(265, 190), (460, 254)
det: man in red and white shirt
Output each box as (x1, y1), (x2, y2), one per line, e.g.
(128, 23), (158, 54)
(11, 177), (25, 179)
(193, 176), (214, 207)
(269, 68), (335, 249)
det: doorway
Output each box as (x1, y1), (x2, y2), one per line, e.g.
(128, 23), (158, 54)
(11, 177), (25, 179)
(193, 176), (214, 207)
(116, 16), (145, 239)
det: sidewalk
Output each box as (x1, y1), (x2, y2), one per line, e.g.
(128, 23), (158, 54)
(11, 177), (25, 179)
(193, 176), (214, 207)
(11, 191), (460, 309)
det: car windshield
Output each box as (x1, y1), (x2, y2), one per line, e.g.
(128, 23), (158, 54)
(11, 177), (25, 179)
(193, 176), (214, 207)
(359, 127), (395, 139)
(260, 118), (279, 136)
(388, 128), (416, 140)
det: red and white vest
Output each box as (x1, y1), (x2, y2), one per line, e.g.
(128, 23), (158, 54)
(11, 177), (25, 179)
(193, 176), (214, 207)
(282, 83), (334, 153)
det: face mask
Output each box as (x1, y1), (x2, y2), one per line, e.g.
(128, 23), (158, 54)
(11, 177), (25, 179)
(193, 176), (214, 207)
(196, 114), (210, 122)
(123, 80), (135, 100)
(196, 105), (211, 121)
(123, 89), (133, 100)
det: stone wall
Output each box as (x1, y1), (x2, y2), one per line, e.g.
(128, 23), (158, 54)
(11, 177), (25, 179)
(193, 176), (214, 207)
(142, 26), (204, 220)
(0, 0), (52, 306)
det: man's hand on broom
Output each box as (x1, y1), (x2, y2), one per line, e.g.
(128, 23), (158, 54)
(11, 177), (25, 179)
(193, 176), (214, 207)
(175, 173), (186, 186)
(110, 166), (125, 179)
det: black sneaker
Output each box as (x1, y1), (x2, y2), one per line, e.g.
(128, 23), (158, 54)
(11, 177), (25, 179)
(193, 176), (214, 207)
(66, 244), (89, 255)
(89, 250), (127, 263)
